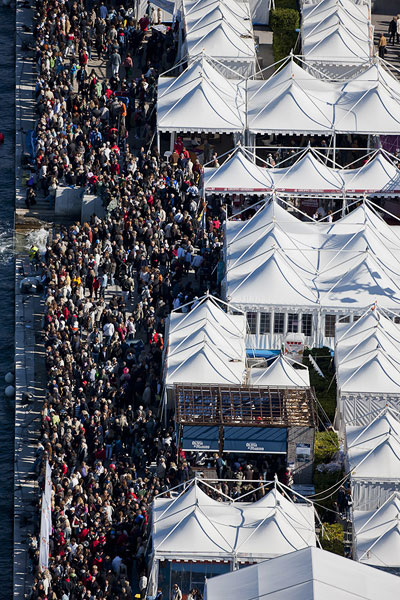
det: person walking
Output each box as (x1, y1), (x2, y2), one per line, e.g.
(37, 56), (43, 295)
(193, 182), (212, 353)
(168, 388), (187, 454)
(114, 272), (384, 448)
(110, 49), (121, 77)
(388, 16), (397, 45)
(378, 33), (387, 58)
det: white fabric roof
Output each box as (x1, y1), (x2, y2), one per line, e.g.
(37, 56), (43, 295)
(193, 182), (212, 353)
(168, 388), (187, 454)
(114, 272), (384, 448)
(204, 148), (400, 196)
(165, 296), (246, 387)
(246, 58), (400, 135)
(346, 409), (400, 480)
(157, 55), (245, 133)
(249, 355), (310, 387)
(203, 148), (273, 193)
(182, 0), (256, 62)
(224, 200), (400, 312)
(353, 492), (400, 567)
(204, 546), (400, 600)
(152, 482), (316, 561)
(335, 307), (400, 395)
(302, 0), (372, 66)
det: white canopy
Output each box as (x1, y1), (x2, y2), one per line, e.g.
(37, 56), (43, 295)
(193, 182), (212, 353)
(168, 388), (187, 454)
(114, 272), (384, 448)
(182, 0), (256, 76)
(353, 492), (400, 568)
(247, 57), (400, 135)
(152, 481), (316, 562)
(157, 55), (245, 133)
(203, 148), (273, 194)
(346, 408), (400, 509)
(224, 200), (400, 348)
(249, 354), (310, 387)
(334, 306), (400, 428)
(302, 0), (372, 67)
(165, 295), (246, 387)
(204, 546), (400, 600)
(204, 147), (400, 197)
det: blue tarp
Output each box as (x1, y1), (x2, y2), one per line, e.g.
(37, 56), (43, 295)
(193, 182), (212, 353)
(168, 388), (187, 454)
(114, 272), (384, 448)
(223, 426), (287, 454)
(181, 425), (219, 452)
(246, 349), (281, 359)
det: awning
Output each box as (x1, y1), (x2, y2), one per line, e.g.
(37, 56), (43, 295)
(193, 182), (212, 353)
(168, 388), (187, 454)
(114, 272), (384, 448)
(181, 425), (220, 452)
(223, 426), (287, 453)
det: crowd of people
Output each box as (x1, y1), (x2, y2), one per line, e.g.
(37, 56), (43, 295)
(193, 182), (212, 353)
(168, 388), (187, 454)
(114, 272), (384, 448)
(26, 0), (229, 598)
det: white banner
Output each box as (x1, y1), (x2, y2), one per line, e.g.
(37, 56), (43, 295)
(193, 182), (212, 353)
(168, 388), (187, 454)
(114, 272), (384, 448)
(39, 461), (52, 572)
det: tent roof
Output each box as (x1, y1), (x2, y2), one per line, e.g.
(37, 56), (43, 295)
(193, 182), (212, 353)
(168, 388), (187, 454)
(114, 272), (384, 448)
(247, 61), (335, 135)
(205, 148), (400, 197)
(183, 0), (256, 61)
(249, 355), (310, 387)
(302, 0), (371, 65)
(152, 481), (316, 561)
(346, 409), (400, 479)
(204, 546), (400, 600)
(225, 201), (400, 312)
(353, 492), (400, 567)
(203, 148), (273, 193)
(165, 296), (246, 387)
(246, 57), (400, 135)
(157, 55), (245, 133)
(335, 306), (400, 394)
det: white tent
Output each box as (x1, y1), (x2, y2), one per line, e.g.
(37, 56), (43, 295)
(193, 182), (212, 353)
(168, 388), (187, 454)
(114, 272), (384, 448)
(353, 492), (400, 568)
(204, 147), (400, 197)
(247, 60), (335, 135)
(164, 295), (246, 388)
(157, 54), (245, 133)
(271, 149), (345, 194)
(203, 147), (273, 194)
(223, 199), (400, 349)
(151, 481), (316, 563)
(181, 0), (256, 77)
(203, 546), (400, 600)
(301, 0), (372, 74)
(346, 408), (400, 510)
(247, 56), (400, 135)
(335, 306), (400, 428)
(249, 354), (310, 387)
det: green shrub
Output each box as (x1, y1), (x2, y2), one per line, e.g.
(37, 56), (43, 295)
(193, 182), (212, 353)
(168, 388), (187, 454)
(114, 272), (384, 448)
(270, 8), (299, 32)
(275, 0), (298, 9)
(321, 522), (344, 556)
(313, 469), (344, 512)
(304, 347), (337, 422)
(270, 8), (299, 64)
(314, 431), (339, 465)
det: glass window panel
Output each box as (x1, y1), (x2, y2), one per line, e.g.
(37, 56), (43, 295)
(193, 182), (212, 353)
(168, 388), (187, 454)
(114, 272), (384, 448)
(274, 313), (285, 334)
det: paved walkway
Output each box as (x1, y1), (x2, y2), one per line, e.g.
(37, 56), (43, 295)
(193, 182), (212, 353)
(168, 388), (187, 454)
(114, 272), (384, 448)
(372, 1), (400, 75)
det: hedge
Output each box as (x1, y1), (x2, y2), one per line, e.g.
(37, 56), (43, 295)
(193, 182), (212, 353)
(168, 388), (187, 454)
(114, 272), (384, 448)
(270, 8), (300, 64)
(275, 0), (298, 9)
(321, 522), (344, 556)
(314, 431), (339, 465)
(304, 347), (337, 422)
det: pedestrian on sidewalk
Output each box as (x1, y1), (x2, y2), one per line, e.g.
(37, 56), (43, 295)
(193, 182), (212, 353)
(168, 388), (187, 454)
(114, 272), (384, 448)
(388, 16), (397, 45)
(378, 32), (387, 58)
(110, 49), (121, 77)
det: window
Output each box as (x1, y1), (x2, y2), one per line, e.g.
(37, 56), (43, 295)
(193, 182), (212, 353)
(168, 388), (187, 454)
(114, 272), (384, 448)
(246, 312), (257, 335)
(274, 313), (285, 334)
(301, 314), (313, 337)
(287, 313), (299, 333)
(338, 315), (350, 323)
(325, 314), (336, 337)
(260, 312), (271, 334)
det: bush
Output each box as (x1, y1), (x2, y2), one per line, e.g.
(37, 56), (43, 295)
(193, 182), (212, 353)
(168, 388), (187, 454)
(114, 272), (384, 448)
(314, 431), (339, 465)
(270, 7), (299, 32)
(321, 522), (344, 556)
(304, 347), (337, 422)
(270, 8), (299, 64)
(313, 469), (344, 513)
(275, 0), (298, 9)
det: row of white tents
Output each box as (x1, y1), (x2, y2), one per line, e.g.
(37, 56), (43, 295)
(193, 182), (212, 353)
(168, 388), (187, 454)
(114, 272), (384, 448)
(333, 309), (400, 569)
(176, 0), (258, 77)
(301, 0), (374, 77)
(203, 146), (400, 197)
(157, 55), (400, 136)
(223, 199), (400, 349)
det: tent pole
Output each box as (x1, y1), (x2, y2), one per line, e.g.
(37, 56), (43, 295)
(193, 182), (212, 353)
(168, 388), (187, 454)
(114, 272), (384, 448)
(170, 131), (176, 153)
(157, 130), (160, 154)
(332, 131), (336, 165)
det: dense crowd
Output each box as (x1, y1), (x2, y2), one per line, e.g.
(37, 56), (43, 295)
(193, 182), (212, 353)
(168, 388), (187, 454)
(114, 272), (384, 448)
(25, 0), (230, 599)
